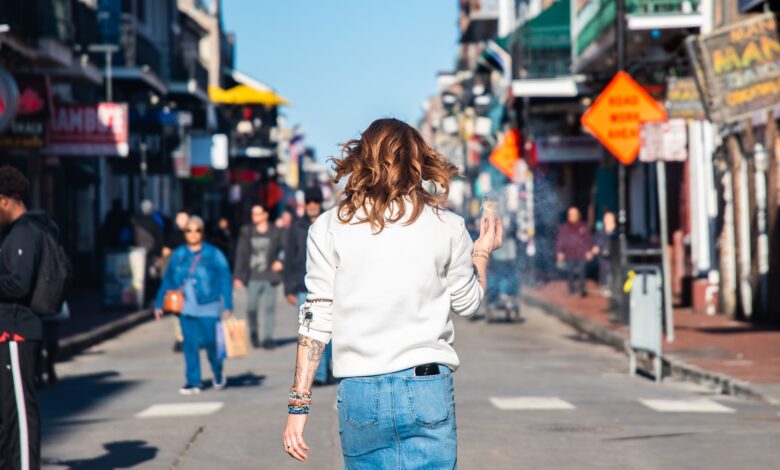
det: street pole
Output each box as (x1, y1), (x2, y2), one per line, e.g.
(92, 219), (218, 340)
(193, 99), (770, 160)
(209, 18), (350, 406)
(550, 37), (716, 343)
(753, 143), (769, 317)
(616, 0), (629, 322)
(140, 142), (148, 201)
(657, 161), (674, 341)
(88, 44), (119, 220)
(106, 49), (113, 102)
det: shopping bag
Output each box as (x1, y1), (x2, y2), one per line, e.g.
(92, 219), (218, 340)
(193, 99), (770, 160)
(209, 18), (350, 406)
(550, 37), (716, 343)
(219, 318), (249, 359)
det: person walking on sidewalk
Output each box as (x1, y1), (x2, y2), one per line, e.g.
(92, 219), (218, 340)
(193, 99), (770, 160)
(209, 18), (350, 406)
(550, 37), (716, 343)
(0, 165), (65, 470)
(155, 216), (233, 395)
(234, 203), (284, 349)
(282, 186), (332, 384)
(556, 206), (592, 297)
(282, 118), (503, 467)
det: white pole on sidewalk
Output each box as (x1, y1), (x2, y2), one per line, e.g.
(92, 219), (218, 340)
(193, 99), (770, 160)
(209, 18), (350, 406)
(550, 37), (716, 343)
(656, 160), (674, 342)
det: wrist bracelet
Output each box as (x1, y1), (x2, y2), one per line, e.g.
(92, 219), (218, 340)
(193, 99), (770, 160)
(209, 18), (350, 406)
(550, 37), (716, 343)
(472, 250), (489, 260)
(289, 388), (312, 402)
(288, 403), (310, 415)
(288, 388), (312, 414)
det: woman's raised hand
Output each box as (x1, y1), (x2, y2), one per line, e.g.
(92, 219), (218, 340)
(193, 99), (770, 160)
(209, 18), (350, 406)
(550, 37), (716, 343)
(474, 216), (503, 254)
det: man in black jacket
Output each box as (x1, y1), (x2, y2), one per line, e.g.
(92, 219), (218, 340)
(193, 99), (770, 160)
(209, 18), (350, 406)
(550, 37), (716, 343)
(0, 165), (56, 470)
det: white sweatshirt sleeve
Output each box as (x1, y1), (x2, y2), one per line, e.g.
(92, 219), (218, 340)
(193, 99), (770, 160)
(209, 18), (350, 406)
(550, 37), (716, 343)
(447, 221), (483, 316)
(298, 217), (337, 343)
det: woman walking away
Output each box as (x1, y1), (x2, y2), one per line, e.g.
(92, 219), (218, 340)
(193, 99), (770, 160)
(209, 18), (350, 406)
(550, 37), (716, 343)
(154, 216), (233, 395)
(282, 118), (503, 468)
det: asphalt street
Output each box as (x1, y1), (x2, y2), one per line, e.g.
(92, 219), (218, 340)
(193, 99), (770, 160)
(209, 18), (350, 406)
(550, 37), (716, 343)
(37, 295), (780, 469)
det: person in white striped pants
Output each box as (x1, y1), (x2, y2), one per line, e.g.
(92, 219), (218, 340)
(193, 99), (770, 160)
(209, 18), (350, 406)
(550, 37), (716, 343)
(0, 166), (52, 470)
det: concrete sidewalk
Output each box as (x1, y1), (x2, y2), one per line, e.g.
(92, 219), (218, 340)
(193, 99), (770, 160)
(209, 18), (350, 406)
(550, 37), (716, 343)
(523, 281), (780, 404)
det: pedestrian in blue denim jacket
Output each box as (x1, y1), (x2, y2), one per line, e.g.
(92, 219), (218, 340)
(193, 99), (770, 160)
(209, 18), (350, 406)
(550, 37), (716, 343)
(154, 216), (233, 395)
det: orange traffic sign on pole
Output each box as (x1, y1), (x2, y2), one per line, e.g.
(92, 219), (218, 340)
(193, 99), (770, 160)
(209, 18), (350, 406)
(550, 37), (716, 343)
(581, 71), (667, 165)
(489, 128), (520, 179)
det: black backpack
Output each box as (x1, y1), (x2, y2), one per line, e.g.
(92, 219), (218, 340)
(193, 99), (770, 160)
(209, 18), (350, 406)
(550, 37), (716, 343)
(30, 229), (72, 316)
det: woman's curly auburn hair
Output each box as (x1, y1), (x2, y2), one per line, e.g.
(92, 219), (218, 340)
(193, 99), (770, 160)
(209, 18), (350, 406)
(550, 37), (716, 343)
(330, 118), (458, 233)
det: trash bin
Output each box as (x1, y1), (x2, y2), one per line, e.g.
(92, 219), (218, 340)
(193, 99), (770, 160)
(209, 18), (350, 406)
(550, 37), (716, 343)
(627, 265), (663, 382)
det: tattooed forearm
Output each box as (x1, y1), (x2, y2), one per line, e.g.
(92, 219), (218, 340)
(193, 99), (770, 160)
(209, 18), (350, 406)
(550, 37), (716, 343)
(293, 335), (327, 391)
(473, 258), (488, 291)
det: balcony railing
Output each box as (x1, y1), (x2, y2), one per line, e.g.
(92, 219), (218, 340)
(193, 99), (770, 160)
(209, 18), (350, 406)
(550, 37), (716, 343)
(519, 25), (572, 78)
(627, 0), (700, 14)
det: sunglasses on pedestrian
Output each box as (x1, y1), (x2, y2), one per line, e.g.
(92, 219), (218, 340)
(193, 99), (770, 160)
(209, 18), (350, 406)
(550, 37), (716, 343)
(185, 228), (203, 233)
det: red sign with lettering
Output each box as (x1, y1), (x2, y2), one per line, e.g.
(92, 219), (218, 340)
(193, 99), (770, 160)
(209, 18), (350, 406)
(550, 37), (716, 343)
(48, 103), (129, 157)
(581, 71), (667, 165)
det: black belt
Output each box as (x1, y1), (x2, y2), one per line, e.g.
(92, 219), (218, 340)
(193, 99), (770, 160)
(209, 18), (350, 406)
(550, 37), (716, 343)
(414, 363), (440, 376)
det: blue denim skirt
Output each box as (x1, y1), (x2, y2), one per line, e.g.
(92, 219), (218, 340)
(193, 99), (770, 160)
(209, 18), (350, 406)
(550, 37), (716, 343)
(337, 365), (457, 469)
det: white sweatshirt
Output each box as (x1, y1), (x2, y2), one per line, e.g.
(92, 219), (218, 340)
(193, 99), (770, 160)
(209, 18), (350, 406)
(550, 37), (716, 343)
(299, 204), (483, 378)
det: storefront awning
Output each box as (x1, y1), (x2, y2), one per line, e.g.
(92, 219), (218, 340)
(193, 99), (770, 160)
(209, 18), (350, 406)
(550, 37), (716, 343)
(209, 84), (289, 106)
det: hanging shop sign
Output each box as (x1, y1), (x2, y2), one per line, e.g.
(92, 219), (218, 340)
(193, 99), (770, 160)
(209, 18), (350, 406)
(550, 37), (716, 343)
(581, 71), (668, 165)
(665, 77), (706, 121)
(48, 103), (129, 156)
(639, 119), (688, 162)
(695, 13), (780, 124)
(0, 75), (51, 150)
(0, 67), (19, 133)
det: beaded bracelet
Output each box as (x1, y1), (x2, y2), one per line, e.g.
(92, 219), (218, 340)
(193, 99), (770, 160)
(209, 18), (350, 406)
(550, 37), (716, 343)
(288, 388), (312, 415)
(472, 250), (489, 260)
(288, 403), (310, 415)
(289, 388), (312, 402)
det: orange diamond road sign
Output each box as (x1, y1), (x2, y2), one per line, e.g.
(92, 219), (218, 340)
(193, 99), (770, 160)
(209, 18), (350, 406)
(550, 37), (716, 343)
(581, 71), (667, 165)
(489, 128), (520, 179)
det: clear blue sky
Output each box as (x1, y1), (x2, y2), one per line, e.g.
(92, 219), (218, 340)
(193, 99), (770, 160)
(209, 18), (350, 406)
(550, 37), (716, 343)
(222, 0), (458, 161)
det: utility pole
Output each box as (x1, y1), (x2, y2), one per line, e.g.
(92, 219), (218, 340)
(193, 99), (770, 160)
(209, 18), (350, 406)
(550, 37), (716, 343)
(140, 142), (149, 201)
(616, 0), (629, 322)
(88, 44), (120, 223)
(754, 142), (769, 317)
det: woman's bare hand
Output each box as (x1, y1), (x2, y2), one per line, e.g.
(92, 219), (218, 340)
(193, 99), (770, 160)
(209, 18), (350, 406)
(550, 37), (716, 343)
(473, 216), (503, 254)
(283, 414), (310, 461)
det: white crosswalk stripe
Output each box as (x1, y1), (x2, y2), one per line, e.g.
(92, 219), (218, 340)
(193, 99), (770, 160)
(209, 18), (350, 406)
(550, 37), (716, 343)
(136, 402), (224, 418)
(639, 399), (736, 413)
(490, 397), (576, 411)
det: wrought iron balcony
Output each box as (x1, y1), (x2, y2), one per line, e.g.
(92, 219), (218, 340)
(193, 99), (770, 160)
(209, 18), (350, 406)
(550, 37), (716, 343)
(627, 0), (700, 14)
(520, 25), (572, 79)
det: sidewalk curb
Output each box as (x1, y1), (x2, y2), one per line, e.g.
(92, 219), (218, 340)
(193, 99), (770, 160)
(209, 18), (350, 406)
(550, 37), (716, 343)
(521, 292), (778, 405)
(58, 309), (154, 360)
